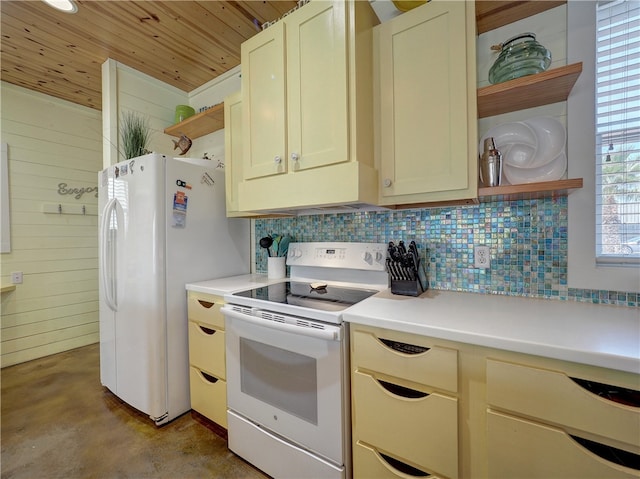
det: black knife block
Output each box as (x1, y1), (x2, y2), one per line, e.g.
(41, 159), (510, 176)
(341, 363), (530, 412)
(387, 244), (428, 297)
(391, 278), (424, 297)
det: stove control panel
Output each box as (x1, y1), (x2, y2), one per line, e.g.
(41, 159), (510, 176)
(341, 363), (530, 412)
(287, 242), (387, 271)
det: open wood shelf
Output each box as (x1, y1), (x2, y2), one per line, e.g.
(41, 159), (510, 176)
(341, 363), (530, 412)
(1, 284), (16, 293)
(164, 102), (225, 139)
(476, 1), (566, 35)
(477, 62), (582, 118)
(473, 2), (582, 205)
(478, 178), (583, 202)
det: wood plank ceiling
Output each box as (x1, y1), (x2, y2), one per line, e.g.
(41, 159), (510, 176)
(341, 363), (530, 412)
(1, 0), (298, 110)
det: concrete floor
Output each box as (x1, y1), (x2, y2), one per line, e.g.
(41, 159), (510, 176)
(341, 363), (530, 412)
(0, 343), (269, 479)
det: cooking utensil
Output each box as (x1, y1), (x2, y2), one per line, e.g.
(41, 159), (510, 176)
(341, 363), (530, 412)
(272, 235), (282, 257)
(279, 236), (291, 257)
(259, 236), (273, 257)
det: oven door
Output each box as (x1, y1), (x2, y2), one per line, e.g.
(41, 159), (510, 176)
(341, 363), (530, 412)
(223, 306), (347, 465)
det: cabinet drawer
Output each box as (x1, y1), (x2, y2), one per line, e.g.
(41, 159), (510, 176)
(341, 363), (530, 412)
(189, 367), (227, 428)
(354, 441), (446, 479)
(188, 321), (225, 379)
(487, 411), (639, 479)
(487, 359), (640, 448)
(352, 328), (458, 392)
(187, 292), (224, 329)
(353, 370), (458, 479)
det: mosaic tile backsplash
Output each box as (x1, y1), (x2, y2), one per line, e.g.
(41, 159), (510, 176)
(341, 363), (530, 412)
(255, 197), (638, 308)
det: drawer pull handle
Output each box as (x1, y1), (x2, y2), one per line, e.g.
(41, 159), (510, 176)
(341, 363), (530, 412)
(200, 371), (219, 384)
(198, 326), (216, 335)
(379, 338), (429, 355)
(571, 435), (640, 470)
(378, 379), (428, 399)
(197, 299), (215, 309)
(378, 451), (431, 477)
(570, 377), (640, 408)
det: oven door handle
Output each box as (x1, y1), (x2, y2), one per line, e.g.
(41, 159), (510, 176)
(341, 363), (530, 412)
(222, 307), (342, 341)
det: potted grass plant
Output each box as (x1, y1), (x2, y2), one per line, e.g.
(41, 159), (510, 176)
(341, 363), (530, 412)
(120, 111), (151, 160)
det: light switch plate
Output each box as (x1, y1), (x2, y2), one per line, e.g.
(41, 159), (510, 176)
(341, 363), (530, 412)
(11, 271), (23, 284)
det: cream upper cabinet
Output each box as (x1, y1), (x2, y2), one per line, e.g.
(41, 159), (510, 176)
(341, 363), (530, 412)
(285, 1), (348, 173)
(375, 1), (478, 206)
(238, 1), (379, 212)
(241, 21), (287, 180)
(224, 91), (246, 217)
(224, 91), (266, 218)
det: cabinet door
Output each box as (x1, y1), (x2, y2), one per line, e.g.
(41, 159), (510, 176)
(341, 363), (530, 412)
(241, 21), (287, 180)
(377, 1), (472, 200)
(224, 92), (244, 215)
(286, 1), (348, 172)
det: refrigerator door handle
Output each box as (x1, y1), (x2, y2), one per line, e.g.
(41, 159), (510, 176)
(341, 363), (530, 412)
(100, 198), (118, 312)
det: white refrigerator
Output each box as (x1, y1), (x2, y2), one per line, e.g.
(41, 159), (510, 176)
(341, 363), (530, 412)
(98, 153), (249, 425)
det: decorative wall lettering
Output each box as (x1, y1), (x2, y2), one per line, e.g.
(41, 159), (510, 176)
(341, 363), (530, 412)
(57, 183), (98, 200)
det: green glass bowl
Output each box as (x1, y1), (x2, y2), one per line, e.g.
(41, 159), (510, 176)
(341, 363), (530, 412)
(488, 33), (551, 85)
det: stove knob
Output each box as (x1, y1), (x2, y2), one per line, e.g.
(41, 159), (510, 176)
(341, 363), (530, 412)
(361, 251), (372, 263)
(289, 247), (302, 259)
(375, 251), (384, 262)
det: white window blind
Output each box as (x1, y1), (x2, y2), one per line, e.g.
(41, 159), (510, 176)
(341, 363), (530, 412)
(595, 0), (640, 264)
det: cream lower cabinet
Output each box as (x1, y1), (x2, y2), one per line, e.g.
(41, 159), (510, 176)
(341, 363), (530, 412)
(350, 325), (459, 479)
(350, 324), (640, 478)
(374, 1), (478, 207)
(187, 291), (227, 428)
(486, 358), (640, 478)
(238, 0), (379, 212)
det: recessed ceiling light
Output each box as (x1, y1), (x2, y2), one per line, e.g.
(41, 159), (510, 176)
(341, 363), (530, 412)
(42, 0), (78, 14)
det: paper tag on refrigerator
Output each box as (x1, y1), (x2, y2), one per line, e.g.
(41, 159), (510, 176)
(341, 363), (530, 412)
(172, 191), (188, 228)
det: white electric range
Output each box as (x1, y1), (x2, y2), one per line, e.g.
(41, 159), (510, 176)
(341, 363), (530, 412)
(222, 242), (388, 479)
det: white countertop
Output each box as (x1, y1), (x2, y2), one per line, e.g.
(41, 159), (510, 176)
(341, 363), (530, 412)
(186, 274), (281, 296)
(343, 289), (640, 374)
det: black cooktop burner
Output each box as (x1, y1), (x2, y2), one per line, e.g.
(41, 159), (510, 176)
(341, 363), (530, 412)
(232, 281), (378, 312)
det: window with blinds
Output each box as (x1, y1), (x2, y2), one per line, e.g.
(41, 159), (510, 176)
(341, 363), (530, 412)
(595, 0), (640, 264)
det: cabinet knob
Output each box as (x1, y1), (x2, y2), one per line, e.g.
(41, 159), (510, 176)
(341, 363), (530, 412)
(291, 152), (299, 162)
(274, 155), (282, 164)
(383, 178), (392, 188)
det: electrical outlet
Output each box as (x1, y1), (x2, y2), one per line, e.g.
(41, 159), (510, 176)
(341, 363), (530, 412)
(474, 246), (490, 269)
(11, 271), (23, 284)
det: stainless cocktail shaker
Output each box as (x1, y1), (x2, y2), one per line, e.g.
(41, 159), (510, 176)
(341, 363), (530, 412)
(480, 137), (503, 187)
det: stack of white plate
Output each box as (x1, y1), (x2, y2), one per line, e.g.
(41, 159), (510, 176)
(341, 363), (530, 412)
(478, 117), (567, 184)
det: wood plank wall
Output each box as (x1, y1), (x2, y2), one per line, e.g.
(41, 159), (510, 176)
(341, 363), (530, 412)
(0, 82), (102, 367)
(107, 60), (189, 165)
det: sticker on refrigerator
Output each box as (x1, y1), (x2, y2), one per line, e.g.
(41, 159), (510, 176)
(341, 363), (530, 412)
(172, 191), (188, 228)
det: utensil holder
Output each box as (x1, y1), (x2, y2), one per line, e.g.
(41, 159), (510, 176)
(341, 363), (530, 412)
(267, 257), (286, 279)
